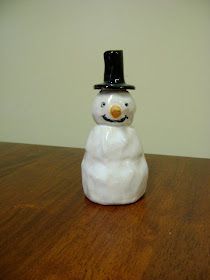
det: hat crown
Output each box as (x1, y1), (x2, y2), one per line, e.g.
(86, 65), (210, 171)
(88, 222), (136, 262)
(104, 50), (125, 84)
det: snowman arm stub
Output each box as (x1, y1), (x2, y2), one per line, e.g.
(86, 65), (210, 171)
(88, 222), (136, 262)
(85, 125), (143, 161)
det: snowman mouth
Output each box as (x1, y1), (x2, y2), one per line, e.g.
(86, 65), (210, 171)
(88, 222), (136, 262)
(102, 114), (128, 123)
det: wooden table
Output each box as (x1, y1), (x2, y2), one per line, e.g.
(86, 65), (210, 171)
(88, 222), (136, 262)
(0, 142), (209, 280)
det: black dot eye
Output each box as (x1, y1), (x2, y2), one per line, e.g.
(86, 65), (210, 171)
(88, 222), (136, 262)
(101, 102), (106, 107)
(125, 103), (128, 107)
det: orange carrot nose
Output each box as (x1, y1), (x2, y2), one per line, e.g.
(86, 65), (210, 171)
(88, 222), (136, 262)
(110, 105), (122, 118)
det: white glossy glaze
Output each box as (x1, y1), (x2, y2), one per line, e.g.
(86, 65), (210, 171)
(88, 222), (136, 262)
(81, 90), (148, 205)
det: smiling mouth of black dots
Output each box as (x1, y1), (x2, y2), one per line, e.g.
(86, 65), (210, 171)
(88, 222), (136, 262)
(102, 114), (128, 123)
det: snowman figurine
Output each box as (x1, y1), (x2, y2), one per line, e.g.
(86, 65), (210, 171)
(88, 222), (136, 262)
(81, 50), (148, 205)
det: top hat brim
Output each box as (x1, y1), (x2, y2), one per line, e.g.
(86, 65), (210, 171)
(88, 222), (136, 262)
(94, 83), (135, 90)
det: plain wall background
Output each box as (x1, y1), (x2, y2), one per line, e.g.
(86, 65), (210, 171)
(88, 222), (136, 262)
(0, 0), (210, 158)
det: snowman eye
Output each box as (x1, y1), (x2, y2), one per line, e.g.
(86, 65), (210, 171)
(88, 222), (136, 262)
(101, 102), (106, 107)
(125, 103), (128, 107)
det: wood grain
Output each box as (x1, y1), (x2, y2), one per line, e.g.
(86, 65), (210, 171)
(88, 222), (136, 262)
(0, 142), (209, 280)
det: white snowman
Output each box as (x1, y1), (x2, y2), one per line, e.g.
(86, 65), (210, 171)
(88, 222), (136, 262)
(81, 50), (148, 205)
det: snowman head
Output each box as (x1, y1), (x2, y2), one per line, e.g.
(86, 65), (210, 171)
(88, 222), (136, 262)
(92, 90), (136, 126)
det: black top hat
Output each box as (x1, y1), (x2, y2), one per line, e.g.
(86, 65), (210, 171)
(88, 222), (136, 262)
(94, 50), (135, 90)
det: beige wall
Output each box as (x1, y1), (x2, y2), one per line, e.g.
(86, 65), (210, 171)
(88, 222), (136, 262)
(0, 0), (210, 158)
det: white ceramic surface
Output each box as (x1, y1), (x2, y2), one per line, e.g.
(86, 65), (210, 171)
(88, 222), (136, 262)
(81, 90), (148, 205)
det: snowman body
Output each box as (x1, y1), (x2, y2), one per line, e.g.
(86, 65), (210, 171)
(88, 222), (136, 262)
(81, 90), (148, 205)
